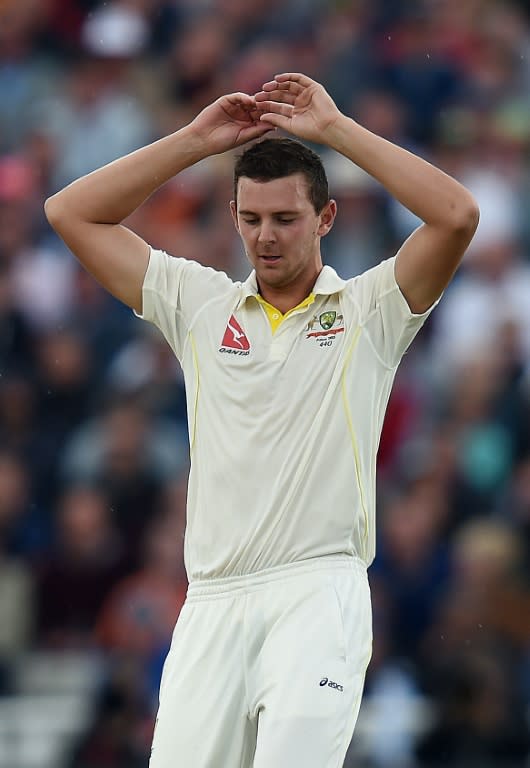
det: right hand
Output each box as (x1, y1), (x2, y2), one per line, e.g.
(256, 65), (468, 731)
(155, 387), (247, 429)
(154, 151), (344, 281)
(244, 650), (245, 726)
(254, 73), (342, 145)
(189, 93), (276, 155)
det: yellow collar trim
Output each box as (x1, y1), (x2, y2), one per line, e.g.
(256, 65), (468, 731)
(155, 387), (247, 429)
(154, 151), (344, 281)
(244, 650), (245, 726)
(256, 293), (316, 334)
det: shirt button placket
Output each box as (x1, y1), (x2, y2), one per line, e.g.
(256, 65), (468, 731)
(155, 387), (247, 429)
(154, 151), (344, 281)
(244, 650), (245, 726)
(270, 323), (291, 362)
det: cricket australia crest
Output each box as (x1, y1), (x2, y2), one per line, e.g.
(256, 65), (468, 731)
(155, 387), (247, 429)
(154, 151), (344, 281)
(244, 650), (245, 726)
(319, 311), (336, 330)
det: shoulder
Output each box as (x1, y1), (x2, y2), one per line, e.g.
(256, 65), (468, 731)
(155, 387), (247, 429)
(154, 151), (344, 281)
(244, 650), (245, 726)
(340, 257), (399, 310)
(143, 248), (238, 300)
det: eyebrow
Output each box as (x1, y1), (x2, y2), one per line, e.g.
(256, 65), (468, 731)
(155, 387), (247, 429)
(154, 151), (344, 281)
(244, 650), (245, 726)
(238, 209), (300, 216)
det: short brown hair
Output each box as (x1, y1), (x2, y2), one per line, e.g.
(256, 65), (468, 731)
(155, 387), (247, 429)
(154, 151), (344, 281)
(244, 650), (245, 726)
(233, 137), (329, 213)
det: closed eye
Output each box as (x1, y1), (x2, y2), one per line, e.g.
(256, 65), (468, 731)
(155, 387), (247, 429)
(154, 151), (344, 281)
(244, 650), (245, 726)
(239, 210), (299, 226)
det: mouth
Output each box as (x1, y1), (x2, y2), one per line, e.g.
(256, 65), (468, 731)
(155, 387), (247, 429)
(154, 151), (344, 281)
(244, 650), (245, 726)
(258, 255), (282, 265)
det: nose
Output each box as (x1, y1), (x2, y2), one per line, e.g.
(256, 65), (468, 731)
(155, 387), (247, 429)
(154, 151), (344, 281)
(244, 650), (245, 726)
(257, 220), (276, 244)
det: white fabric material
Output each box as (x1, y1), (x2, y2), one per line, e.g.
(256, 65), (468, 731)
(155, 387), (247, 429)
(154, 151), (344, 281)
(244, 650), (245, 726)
(137, 248), (434, 579)
(149, 556), (372, 768)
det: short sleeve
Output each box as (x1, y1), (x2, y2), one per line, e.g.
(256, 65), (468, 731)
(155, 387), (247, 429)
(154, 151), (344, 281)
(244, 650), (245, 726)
(346, 256), (439, 368)
(135, 248), (234, 360)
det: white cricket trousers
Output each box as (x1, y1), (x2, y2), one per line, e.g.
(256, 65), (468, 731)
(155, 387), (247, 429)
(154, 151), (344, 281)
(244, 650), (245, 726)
(149, 555), (372, 768)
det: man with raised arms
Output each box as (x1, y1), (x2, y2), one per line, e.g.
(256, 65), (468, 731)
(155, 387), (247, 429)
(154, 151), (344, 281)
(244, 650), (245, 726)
(45, 72), (479, 768)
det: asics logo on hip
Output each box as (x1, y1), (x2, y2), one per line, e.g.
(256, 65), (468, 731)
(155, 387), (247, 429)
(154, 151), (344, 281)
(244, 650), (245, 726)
(319, 677), (343, 692)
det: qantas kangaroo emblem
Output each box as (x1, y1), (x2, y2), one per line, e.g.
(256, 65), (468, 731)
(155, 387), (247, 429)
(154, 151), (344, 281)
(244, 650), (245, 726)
(219, 315), (251, 354)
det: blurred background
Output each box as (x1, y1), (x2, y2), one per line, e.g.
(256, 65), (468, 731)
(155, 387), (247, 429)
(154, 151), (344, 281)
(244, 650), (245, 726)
(0, 0), (529, 766)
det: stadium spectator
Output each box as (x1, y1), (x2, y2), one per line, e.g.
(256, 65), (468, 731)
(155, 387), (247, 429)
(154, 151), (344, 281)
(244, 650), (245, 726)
(34, 483), (129, 648)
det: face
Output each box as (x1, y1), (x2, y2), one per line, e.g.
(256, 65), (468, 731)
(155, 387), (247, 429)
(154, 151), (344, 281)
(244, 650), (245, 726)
(230, 173), (336, 296)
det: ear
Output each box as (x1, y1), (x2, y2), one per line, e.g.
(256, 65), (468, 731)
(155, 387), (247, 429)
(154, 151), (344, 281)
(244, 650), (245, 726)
(229, 200), (240, 233)
(317, 199), (337, 237)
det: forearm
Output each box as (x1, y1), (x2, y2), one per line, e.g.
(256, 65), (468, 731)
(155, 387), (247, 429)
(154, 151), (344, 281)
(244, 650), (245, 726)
(46, 125), (209, 224)
(325, 115), (477, 229)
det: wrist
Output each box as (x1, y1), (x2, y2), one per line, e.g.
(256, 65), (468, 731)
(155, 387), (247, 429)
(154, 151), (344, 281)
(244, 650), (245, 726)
(321, 114), (360, 154)
(177, 124), (214, 162)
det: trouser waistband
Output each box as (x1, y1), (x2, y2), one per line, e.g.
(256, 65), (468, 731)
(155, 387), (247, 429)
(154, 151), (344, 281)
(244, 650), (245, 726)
(186, 555), (366, 602)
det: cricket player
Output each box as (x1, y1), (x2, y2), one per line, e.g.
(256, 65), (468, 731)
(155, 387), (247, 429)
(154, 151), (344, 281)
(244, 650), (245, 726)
(45, 73), (479, 767)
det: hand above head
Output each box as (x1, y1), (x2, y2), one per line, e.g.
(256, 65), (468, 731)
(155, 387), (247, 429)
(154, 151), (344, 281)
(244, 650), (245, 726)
(189, 93), (276, 155)
(254, 73), (343, 145)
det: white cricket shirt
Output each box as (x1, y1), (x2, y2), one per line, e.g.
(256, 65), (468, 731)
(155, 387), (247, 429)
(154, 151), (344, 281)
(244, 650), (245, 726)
(138, 248), (434, 580)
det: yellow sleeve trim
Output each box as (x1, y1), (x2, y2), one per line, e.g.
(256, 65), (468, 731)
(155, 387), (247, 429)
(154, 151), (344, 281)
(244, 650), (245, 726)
(188, 332), (200, 455)
(341, 326), (370, 559)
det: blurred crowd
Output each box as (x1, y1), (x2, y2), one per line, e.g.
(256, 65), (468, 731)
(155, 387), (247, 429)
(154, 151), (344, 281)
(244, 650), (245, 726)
(0, 0), (530, 766)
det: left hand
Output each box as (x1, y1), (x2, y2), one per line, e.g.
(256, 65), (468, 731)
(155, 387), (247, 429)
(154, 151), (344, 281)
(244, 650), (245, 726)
(254, 73), (343, 144)
(189, 92), (276, 155)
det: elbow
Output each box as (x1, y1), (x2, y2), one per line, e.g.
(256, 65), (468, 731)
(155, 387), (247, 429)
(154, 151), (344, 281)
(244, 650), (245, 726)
(451, 194), (480, 238)
(44, 192), (77, 235)
(44, 193), (65, 230)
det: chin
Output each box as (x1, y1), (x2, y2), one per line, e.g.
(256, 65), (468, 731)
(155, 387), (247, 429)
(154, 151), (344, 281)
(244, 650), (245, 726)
(259, 272), (288, 288)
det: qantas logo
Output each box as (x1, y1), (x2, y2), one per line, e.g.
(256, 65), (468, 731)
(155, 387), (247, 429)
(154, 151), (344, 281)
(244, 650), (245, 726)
(219, 315), (251, 356)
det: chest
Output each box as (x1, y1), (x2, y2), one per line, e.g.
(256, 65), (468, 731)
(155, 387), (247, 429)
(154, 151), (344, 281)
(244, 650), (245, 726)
(190, 296), (350, 402)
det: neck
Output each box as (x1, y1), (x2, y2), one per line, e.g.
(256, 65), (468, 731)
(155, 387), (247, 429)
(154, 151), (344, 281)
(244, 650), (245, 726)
(257, 268), (322, 315)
